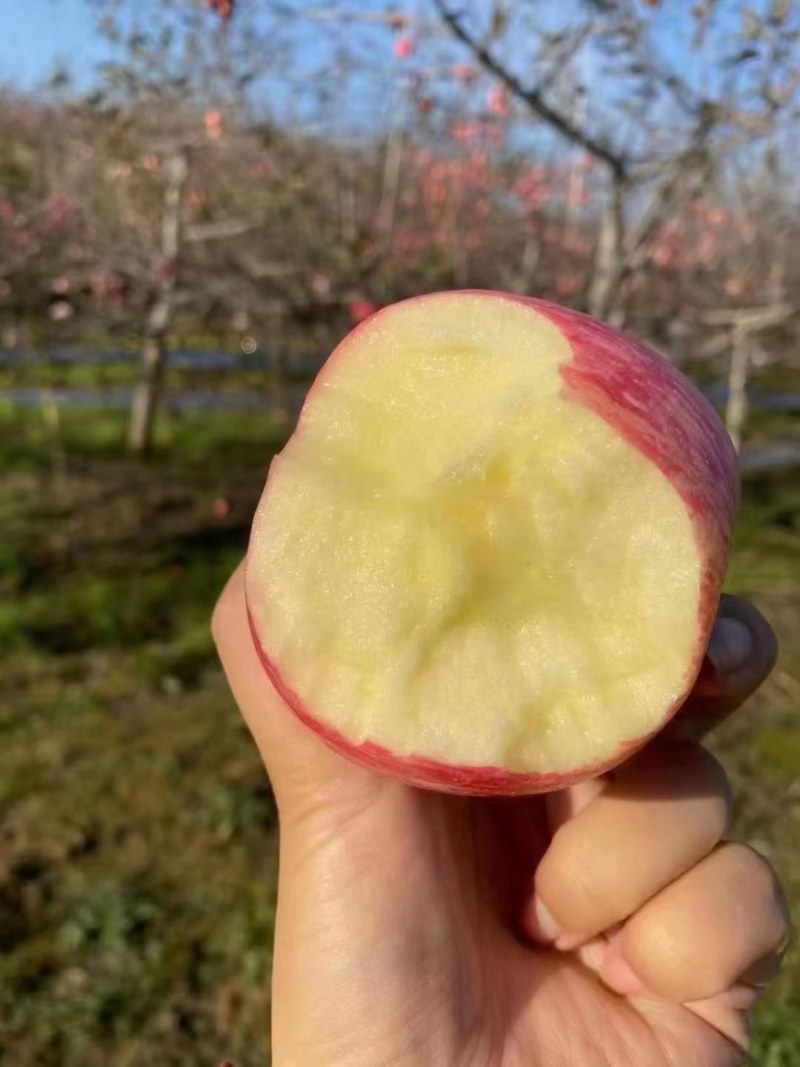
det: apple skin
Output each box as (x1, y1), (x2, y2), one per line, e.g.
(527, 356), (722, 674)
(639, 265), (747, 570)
(539, 296), (739, 658)
(245, 291), (740, 796)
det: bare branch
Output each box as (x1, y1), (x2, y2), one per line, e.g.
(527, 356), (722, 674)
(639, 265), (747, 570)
(304, 7), (436, 29)
(587, 174), (626, 318)
(726, 322), (750, 453)
(700, 305), (795, 329)
(184, 219), (261, 242)
(625, 132), (710, 264)
(433, 0), (629, 180)
(232, 253), (296, 281)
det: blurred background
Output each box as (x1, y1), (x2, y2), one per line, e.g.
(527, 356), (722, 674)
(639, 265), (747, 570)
(0, 1), (798, 1063)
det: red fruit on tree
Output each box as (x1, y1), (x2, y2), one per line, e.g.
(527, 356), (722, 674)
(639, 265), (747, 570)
(393, 36), (415, 59)
(349, 298), (379, 324)
(208, 0), (234, 20)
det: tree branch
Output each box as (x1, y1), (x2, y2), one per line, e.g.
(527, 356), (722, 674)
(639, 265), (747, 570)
(184, 219), (261, 243)
(700, 305), (795, 330)
(587, 174), (626, 318)
(433, 0), (629, 180)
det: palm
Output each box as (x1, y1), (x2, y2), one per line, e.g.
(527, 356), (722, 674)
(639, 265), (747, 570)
(272, 781), (738, 1067)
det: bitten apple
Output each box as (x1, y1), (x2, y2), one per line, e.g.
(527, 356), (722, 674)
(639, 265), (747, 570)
(245, 291), (738, 795)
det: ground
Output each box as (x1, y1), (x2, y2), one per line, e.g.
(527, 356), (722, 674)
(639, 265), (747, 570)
(0, 399), (798, 1067)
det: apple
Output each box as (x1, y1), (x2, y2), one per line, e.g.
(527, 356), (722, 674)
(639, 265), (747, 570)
(245, 291), (738, 796)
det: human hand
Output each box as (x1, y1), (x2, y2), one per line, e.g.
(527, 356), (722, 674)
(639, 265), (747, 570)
(213, 563), (788, 1067)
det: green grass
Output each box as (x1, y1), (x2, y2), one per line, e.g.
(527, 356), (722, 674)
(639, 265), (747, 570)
(0, 400), (798, 1065)
(0, 405), (283, 1066)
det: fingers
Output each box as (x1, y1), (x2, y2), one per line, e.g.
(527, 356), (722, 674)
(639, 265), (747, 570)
(526, 732), (789, 1007)
(703, 594), (779, 699)
(600, 842), (790, 1003)
(212, 561), (383, 811)
(668, 594), (778, 742)
(525, 593), (787, 1017)
(527, 742), (732, 948)
(529, 768), (790, 1008)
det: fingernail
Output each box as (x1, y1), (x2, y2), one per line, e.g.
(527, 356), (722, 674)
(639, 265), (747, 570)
(527, 896), (562, 945)
(706, 617), (753, 677)
(576, 936), (608, 971)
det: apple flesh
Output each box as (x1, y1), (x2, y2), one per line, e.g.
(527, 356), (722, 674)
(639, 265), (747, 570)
(245, 291), (738, 795)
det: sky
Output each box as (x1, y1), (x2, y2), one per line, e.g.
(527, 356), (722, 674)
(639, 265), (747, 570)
(0, 0), (698, 99)
(0, 0), (103, 92)
(0, 0), (407, 148)
(1, 0), (794, 157)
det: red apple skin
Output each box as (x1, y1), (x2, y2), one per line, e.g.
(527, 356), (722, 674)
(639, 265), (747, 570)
(245, 291), (740, 796)
(246, 606), (647, 795)
(539, 298), (738, 635)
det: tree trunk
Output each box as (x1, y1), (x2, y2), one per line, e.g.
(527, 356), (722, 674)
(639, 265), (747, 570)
(587, 176), (625, 319)
(127, 147), (189, 455)
(376, 126), (403, 252)
(128, 336), (168, 454)
(726, 324), (750, 454)
(509, 235), (540, 294)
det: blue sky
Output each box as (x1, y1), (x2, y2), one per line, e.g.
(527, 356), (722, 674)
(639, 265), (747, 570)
(1, 0), (793, 154)
(0, 0), (695, 100)
(0, 0), (103, 91)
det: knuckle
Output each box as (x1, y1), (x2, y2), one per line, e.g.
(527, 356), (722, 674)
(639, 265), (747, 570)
(727, 844), (790, 947)
(536, 835), (617, 931)
(729, 843), (780, 901)
(629, 915), (711, 994)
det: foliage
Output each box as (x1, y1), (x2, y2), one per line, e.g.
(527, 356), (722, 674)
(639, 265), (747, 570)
(1, 0), (799, 367)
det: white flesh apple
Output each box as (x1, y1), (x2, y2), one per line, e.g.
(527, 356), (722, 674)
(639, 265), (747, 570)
(245, 291), (738, 795)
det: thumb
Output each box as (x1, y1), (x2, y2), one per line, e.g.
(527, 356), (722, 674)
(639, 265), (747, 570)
(665, 593), (778, 743)
(211, 561), (386, 816)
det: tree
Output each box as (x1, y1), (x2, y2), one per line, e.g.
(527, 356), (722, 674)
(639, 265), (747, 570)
(432, 0), (800, 322)
(3, 0), (799, 460)
(86, 0), (285, 453)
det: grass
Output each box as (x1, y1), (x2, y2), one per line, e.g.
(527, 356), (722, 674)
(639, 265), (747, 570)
(0, 405), (282, 1066)
(0, 398), (799, 1065)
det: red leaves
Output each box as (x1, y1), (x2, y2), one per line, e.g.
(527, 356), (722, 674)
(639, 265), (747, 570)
(487, 85), (509, 116)
(204, 108), (224, 140)
(46, 193), (77, 229)
(51, 275), (72, 295)
(512, 166), (552, 212)
(454, 63), (477, 84)
(208, 0), (234, 21)
(92, 270), (127, 302)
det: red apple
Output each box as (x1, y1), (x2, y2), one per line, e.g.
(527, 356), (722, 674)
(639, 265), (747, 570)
(245, 291), (738, 796)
